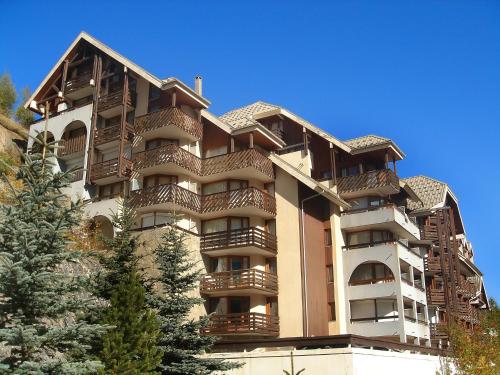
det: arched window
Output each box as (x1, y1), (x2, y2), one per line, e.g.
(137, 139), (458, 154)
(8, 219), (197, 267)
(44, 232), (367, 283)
(349, 262), (394, 286)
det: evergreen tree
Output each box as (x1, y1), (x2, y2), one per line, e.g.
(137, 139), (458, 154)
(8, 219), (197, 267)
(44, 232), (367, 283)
(93, 203), (142, 303)
(150, 224), (239, 375)
(0, 73), (16, 116)
(0, 139), (108, 373)
(15, 88), (34, 127)
(92, 202), (162, 374)
(99, 271), (163, 375)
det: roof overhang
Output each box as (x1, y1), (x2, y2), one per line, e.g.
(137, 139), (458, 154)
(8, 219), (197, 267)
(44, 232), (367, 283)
(253, 108), (351, 153)
(232, 123), (286, 149)
(26, 31), (209, 109)
(201, 110), (232, 134)
(350, 142), (405, 160)
(400, 180), (421, 202)
(162, 78), (210, 108)
(269, 153), (350, 209)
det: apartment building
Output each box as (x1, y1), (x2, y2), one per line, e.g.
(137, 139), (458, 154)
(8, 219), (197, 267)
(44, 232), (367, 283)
(25, 32), (487, 348)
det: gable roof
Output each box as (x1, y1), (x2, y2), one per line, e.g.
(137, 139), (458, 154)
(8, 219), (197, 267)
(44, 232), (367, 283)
(344, 135), (405, 159)
(25, 31), (209, 109)
(221, 101), (351, 152)
(403, 175), (462, 213)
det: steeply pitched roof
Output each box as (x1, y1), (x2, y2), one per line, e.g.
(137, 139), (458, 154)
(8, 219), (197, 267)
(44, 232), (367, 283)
(220, 101), (351, 152)
(403, 175), (449, 211)
(25, 31), (209, 109)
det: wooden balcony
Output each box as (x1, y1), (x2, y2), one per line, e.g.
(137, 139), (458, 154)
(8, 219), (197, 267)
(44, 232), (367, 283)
(133, 144), (202, 176)
(424, 256), (446, 273)
(201, 187), (276, 218)
(203, 149), (274, 181)
(58, 134), (86, 158)
(64, 73), (92, 95)
(426, 288), (446, 305)
(130, 185), (276, 218)
(69, 168), (84, 183)
(430, 323), (448, 340)
(201, 227), (277, 256)
(134, 107), (203, 141)
(94, 123), (134, 147)
(202, 313), (279, 336)
(129, 183), (201, 213)
(200, 269), (278, 296)
(132, 147), (274, 182)
(90, 157), (132, 183)
(337, 169), (400, 198)
(97, 90), (135, 114)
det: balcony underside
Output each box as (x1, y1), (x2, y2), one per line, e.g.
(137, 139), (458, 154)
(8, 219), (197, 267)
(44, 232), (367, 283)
(201, 245), (276, 257)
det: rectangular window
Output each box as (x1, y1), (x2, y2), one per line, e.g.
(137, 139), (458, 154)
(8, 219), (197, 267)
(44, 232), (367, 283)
(328, 302), (336, 321)
(98, 182), (122, 199)
(326, 265), (334, 283)
(143, 175), (177, 188)
(341, 165), (359, 177)
(324, 228), (332, 246)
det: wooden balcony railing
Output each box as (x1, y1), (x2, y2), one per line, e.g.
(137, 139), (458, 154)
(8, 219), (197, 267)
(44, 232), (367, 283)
(94, 123), (134, 146)
(133, 144), (202, 175)
(132, 146), (274, 181)
(424, 256), (445, 273)
(427, 288), (446, 305)
(202, 187), (276, 215)
(337, 169), (399, 195)
(90, 157), (132, 181)
(430, 323), (448, 340)
(349, 276), (394, 286)
(203, 149), (274, 179)
(64, 72), (92, 94)
(202, 312), (279, 336)
(58, 134), (87, 157)
(129, 185), (276, 216)
(201, 227), (277, 254)
(134, 107), (203, 140)
(200, 269), (278, 294)
(129, 183), (201, 212)
(69, 168), (84, 183)
(97, 90), (135, 113)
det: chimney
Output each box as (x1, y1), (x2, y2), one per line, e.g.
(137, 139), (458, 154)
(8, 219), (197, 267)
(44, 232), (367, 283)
(195, 75), (202, 96)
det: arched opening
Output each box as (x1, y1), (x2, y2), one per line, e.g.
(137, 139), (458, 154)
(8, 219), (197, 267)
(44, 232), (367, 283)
(349, 262), (394, 286)
(58, 121), (87, 182)
(90, 215), (114, 240)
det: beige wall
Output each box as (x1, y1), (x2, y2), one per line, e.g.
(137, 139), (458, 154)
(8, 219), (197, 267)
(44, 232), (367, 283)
(275, 168), (303, 337)
(329, 203), (348, 334)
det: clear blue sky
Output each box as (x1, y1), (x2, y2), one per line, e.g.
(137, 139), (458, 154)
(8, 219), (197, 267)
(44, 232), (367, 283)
(1, 1), (499, 299)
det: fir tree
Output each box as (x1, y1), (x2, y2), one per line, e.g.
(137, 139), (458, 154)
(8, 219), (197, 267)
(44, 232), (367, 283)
(150, 224), (240, 375)
(99, 271), (163, 375)
(0, 139), (108, 373)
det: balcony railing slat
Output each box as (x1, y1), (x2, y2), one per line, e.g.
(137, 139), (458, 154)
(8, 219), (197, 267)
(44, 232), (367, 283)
(201, 227), (277, 253)
(200, 269), (278, 294)
(130, 185), (276, 216)
(337, 169), (399, 195)
(135, 107), (203, 140)
(58, 134), (87, 157)
(133, 145), (274, 180)
(202, 312), (279, 336)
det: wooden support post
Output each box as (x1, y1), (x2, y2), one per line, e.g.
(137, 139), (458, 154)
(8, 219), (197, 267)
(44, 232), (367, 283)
(384, 150), (389, 169)
(393, 157), (397, 175)
(249, 132), (254, 149)
(86, 54), (102, 184)
(303, 127), (308, 155)
(230, 136), (235, 153)
(172, 90), (177, 107)
(329, 143), (337, 185)
(61, 60), (69, 96)
(118, 67), (129, 178)
(358, 163), (364, 174)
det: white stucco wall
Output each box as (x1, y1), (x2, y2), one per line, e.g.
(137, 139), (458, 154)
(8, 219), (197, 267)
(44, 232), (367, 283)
(204, 347), (455, 375)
